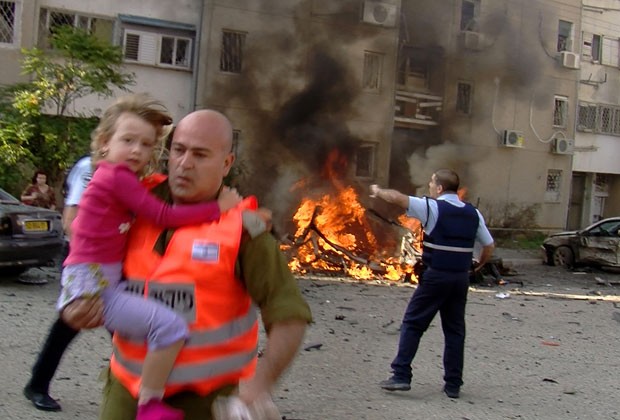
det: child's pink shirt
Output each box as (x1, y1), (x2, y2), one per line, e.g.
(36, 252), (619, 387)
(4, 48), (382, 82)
(65, 161), (220, 265)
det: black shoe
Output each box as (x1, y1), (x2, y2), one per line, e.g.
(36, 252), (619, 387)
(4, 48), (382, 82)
(443, 385), (460, 399)
(23, 386), (61, 411)
(380, 377), (411, 391)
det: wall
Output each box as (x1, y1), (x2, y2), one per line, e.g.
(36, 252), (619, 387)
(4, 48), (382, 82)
(1, 0), (201, 122)
(399, 0), (581, 230)
(196, 0), (400, 217)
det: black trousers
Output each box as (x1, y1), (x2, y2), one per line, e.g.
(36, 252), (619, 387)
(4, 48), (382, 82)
(27, 317), (80, 393)
(390, 267), (469, 388)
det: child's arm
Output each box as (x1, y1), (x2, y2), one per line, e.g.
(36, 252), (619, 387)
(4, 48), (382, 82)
(113, 165), (241, 227)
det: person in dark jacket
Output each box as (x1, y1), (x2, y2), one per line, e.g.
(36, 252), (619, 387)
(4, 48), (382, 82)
(370, 169), (494, 399)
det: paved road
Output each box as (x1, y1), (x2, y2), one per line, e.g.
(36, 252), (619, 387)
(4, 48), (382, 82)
(1, 258), (619, 420)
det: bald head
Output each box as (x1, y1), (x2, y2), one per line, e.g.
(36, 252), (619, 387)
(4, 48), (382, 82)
(175, 110), (233, 154)
(167, 110), (236, 203)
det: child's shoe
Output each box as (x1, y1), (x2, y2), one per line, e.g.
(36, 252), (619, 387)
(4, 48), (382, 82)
(136, 399), (184, 420)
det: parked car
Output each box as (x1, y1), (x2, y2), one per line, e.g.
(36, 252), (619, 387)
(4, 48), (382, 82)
(0, 187), (64, 277)
(541, 217), (620, 269)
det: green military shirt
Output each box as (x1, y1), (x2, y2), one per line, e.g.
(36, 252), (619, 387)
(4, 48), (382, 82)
(150, 180), (312, 330)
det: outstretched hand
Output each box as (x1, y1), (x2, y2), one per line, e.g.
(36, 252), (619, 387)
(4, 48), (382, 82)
(369, 184), (380, 198)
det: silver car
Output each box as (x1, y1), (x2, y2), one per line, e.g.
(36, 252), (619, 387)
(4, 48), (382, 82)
(0, 187), (64, 277)
(541, 217), (620, 269)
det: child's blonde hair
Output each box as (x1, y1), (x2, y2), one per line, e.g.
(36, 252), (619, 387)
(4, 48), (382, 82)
(90, 93), (173, 174)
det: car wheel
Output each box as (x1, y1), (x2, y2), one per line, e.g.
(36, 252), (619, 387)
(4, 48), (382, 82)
(0, 267), (28, 277)
(552, 246), (574, 268)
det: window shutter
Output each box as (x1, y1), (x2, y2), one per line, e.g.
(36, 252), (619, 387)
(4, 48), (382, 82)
(124, 30), (158, 65)
(582, 31), (592, 58)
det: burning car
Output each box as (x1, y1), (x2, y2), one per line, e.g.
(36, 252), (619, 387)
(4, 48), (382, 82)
(0, 187), (64, 277)
(541, 217), (620, 269)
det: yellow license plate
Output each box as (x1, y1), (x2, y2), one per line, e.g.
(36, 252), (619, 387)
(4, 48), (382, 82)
(24, 220), (49, 232)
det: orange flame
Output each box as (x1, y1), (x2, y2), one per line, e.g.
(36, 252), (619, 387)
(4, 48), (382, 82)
(284, 185), (419, 283)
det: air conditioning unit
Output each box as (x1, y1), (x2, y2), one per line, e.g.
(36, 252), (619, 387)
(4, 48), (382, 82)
(501, 130), (524, 148)
(552, 138), (574, 155)
(463, 31), (485, 51)
(362, 1), (397, 28)
(560, 51), (580, 69)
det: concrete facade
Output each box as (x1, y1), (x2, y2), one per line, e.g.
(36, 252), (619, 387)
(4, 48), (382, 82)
(194, 0), (400, 215)
(397, 0), (582, 230)
(570, 0), (620, 228)
(0, 0), (201, 122)
(2, 0), (617, 229)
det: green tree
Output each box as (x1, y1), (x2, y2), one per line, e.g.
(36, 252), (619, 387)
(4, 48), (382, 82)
(0, 25), (134, 196)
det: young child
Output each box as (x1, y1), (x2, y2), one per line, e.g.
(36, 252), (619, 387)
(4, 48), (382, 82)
(57, 94), (243, 420)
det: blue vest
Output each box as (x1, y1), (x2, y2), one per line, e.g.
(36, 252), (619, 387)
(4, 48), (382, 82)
(421, 200), (479, 272)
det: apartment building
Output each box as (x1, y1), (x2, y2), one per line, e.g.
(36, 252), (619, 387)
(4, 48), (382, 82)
(1, 0), (400, 216)
(571, 1), (620, 228)
(0, 0), (202, 121)
(193, 0), (400, 210)
(3, 0), (616, 229)
(397, 0), (582, 230)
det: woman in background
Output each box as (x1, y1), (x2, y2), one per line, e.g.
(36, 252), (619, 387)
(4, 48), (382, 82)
(21, 170), (57, 210)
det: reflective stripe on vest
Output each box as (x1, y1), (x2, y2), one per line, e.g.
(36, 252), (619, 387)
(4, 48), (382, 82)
(112, 194), (260, 397)
(422, 241), (474, 253)
(112, 344), (258, 385)
(122, 279), (258, 348)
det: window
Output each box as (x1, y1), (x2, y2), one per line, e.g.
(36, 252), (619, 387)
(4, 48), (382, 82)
(232, 129), (241, 157)
(553, 96), (568, 128)
(582, 32), (602, 62)
(362, 51), (383, 92)
(123, 30), (192, 70)
(460, 0), (479, 31)
(545, 169), (562, 203)
(38, 7), (114, 48)
(397, 46), (428, 88)
(601, 37), (620, 67)
(220, 30), (246, 73)
(456, 82), (472, 114)
(557, 20), (573, 52)
(577, 102), (597, 131)
(160, 36), (191, 68)
(0, 0), (16, 44)
(355, 145), (375, 178)
(598, 105), (615, 134)
(577, 102), (620, 136)
(123, 30), (157, 63)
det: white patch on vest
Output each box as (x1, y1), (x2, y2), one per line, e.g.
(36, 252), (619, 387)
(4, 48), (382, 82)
(191, 241), (220, 262)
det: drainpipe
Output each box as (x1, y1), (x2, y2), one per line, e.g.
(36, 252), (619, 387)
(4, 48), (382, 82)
(190, 0), (207, 111)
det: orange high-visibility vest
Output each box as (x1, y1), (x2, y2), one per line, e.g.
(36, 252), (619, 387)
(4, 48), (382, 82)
(110, 192), (259, 398)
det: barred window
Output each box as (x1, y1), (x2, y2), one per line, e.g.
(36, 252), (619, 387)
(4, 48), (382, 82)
(577, 102), (620, 136)
(0, 1), (16, 44)
(613, 108), (620, 135)
(545, 169), (562, 203)
(363, 51), (383, 92)
(220, 30), (246, 73)
(577, 102), (596, 131)
(553, 96), (568, 128)
(456, 82), (473, 114)
(598, 105), (613, 134)
(38, 7), (114, 49)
